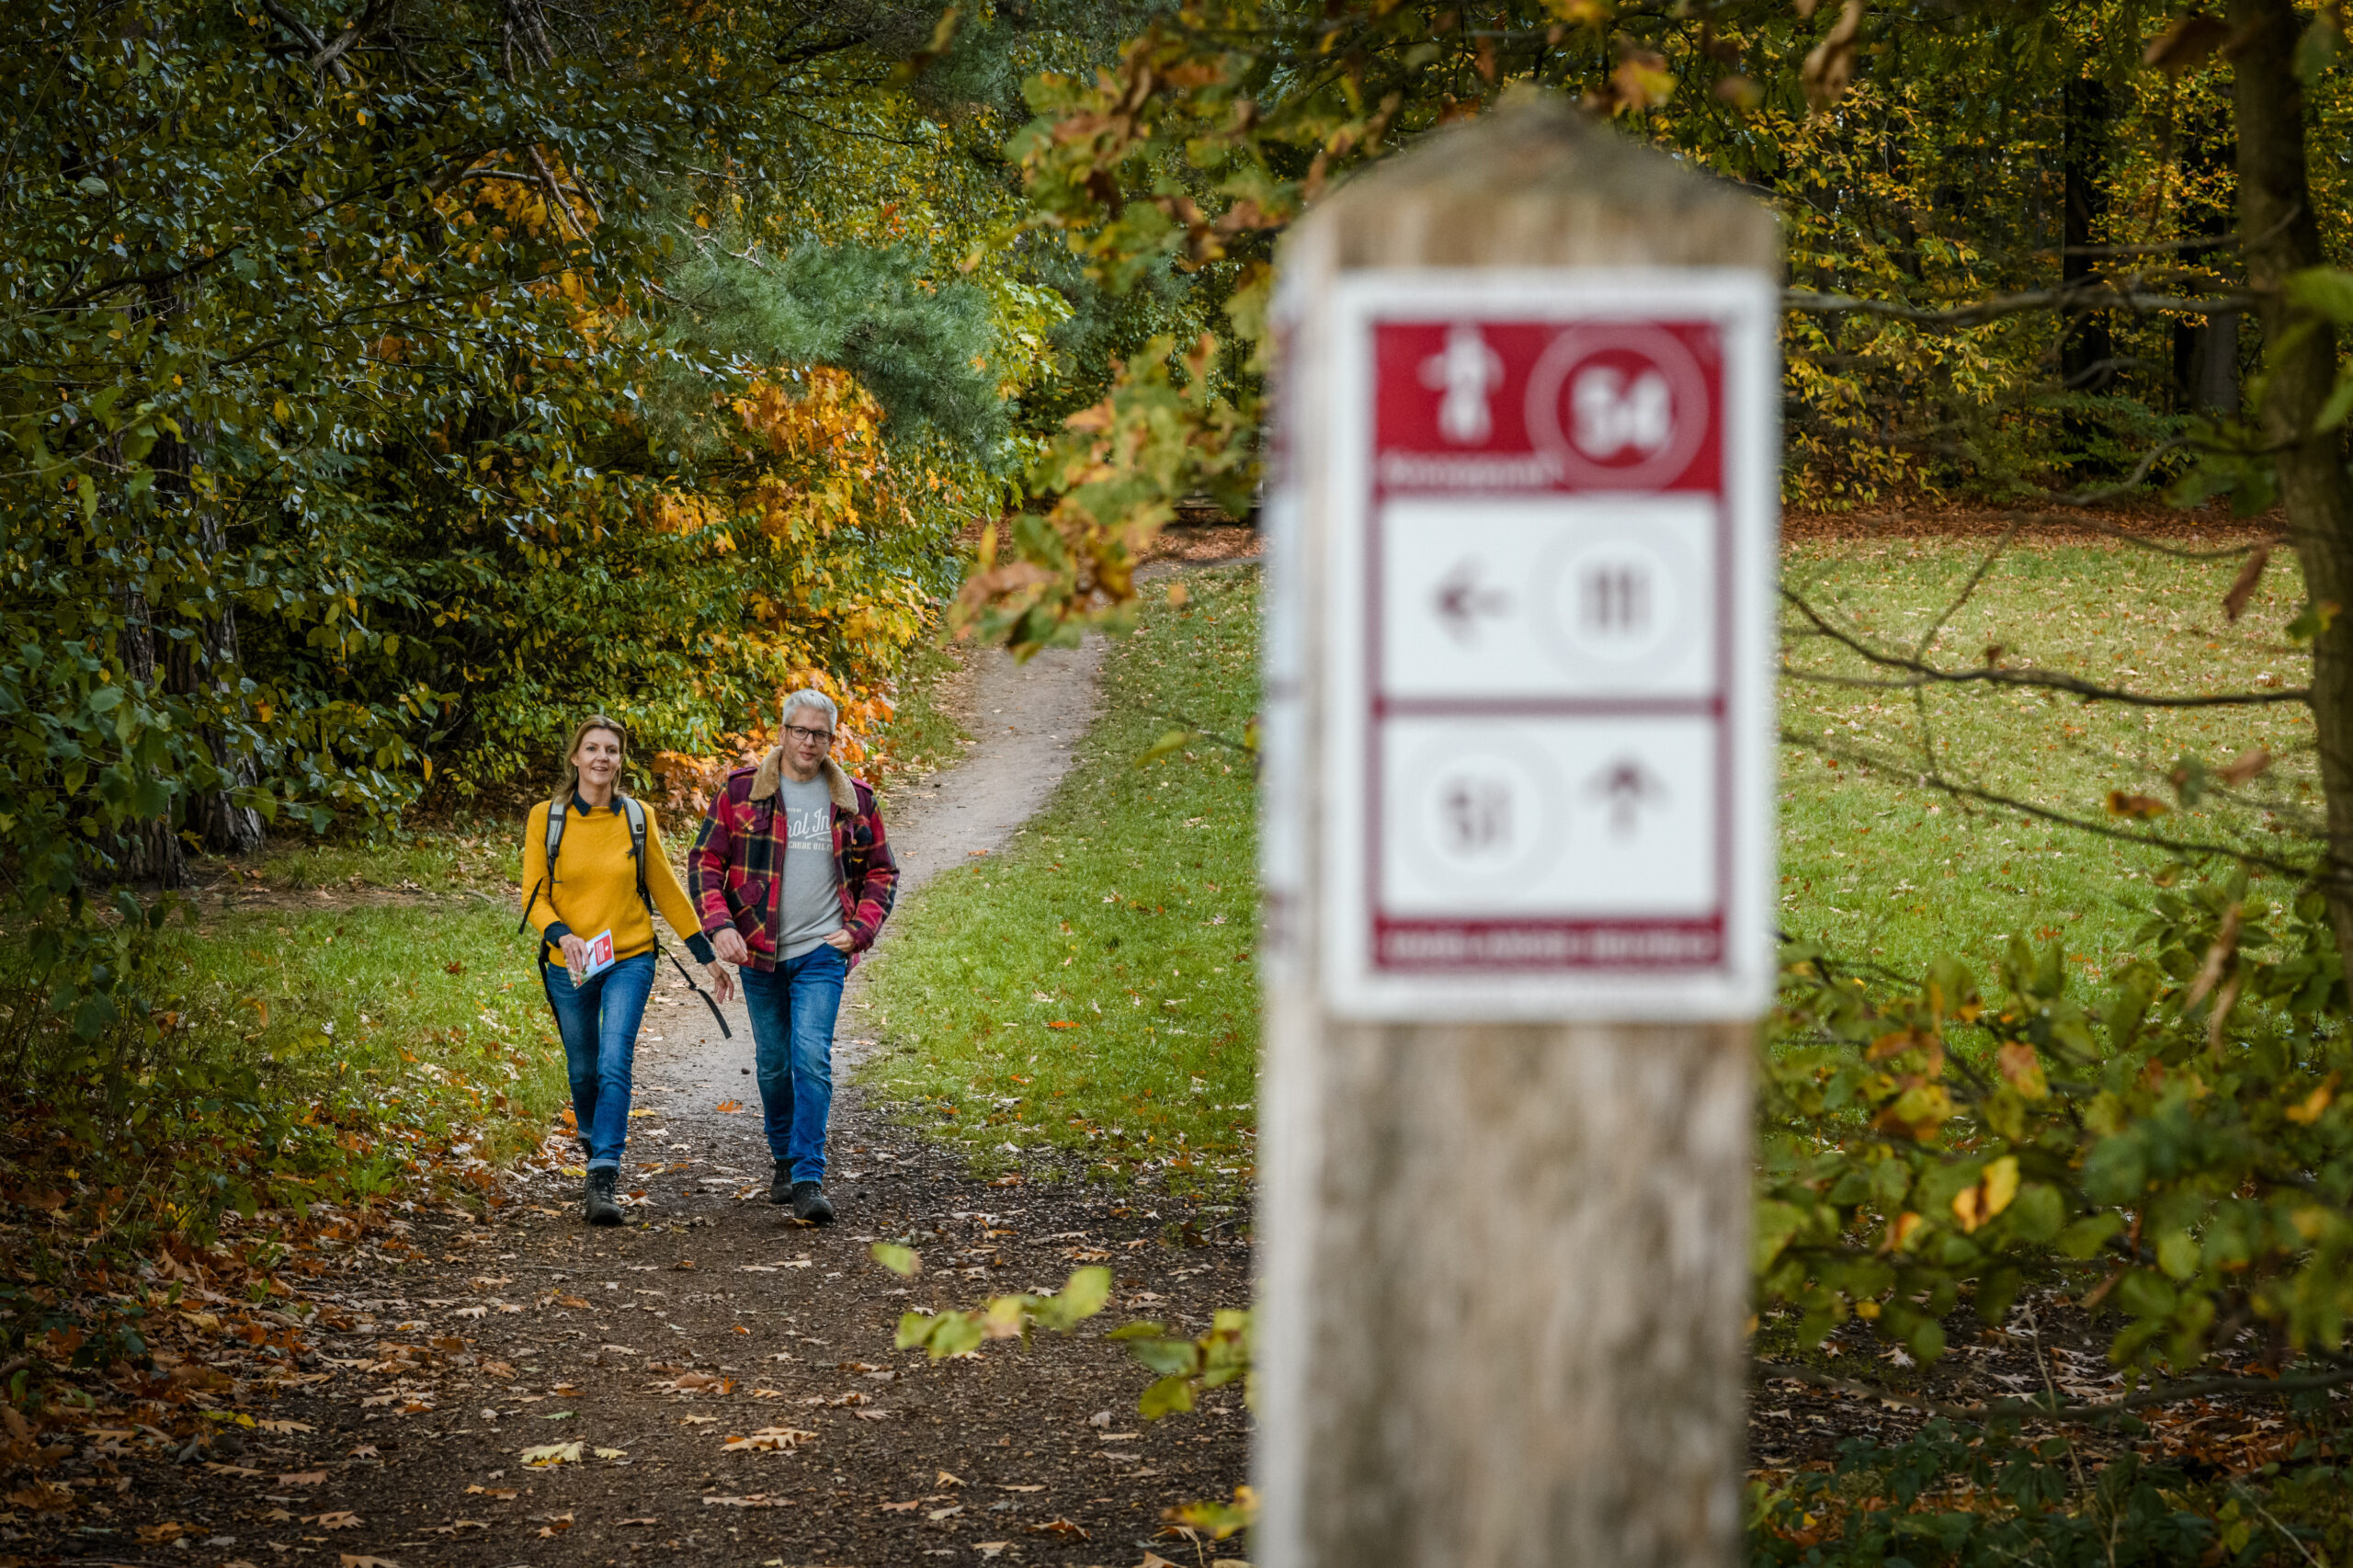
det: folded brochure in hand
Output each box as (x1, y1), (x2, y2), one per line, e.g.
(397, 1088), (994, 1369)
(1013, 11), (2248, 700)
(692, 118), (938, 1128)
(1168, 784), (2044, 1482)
(576, 928), (615, 980)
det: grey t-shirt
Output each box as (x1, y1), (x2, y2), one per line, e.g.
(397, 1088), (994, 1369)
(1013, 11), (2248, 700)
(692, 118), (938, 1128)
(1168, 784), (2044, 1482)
(776, 773), (844, 960)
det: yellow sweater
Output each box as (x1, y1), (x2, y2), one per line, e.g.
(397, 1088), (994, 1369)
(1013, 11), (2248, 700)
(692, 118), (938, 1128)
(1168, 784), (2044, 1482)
(519, 797), (707, 964)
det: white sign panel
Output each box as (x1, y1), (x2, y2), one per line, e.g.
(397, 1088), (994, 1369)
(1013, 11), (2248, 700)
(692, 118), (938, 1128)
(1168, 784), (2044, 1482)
(1314, 270), (1777, 1019)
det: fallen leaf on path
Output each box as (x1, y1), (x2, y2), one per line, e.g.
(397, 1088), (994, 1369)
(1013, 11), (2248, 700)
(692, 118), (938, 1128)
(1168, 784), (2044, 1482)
(278, 1471), (328, 1486)
(938, 1471), (965, 1487)
(974, 1545), (1009, 1559)
(535, 1511), (574, 1538)
(672, 1259), (697, 1271)
(138, 1522), (194, 1544)
(554, 1295), (591, 1309)
(1136, 1555), (1183, 1568)
(679, 1415), (721, 1426)
(723, 1426), (817, 1452)
(927, 1504), (965, 1520)
(702, 1494), (784, 1507)
(206, 1463), (264, 1477)
(715, 1099), (743, 1113)
(852, 1408), (889, 1420)
(879, 1500), (921, 1512)
(998, 1484), (1045, 1493)
(463, 1485), (517, 1499)
(349, 1445), (380, 1460)
(617, 1517), (656, 1527)
(259, 1420), (314, 1435)
(314, 1511), (361, 1529)
(1030, 1516), (1089, 1539)
(519, 1442), (583, 1467)
(339, 1557), (403, 1568)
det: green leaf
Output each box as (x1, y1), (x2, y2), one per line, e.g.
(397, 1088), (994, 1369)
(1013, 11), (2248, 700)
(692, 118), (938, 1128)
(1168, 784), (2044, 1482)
(2316, 366), (2353, 435)
(870, 1242), (920, 1278)
(2297, 12), (2344, 82)
(2055, 1213), (2122, 1260)
(1136, 729), (1191, 767)
(1138, 1373), (1196, 1419)
(1031, 1265), (1110, 1330)
(2288, 267), (2353, 324)
(1752, 1199), (1808, 1272)
(1125, 1337), (1200, 1377)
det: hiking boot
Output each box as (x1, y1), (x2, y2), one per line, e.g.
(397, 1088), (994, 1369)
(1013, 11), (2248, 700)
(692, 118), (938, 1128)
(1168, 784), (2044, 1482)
(584, 1167), (622, 1227)
(789, 1181), (835, 1226)
(769, 1160), (795, 1206)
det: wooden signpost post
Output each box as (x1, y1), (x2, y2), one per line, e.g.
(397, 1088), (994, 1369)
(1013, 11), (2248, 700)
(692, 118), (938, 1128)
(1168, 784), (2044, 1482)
(1257, 98), (1779, 1568)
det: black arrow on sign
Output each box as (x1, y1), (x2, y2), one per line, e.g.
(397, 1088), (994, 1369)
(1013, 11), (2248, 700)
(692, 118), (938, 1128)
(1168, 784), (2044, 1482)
(1433, 559), (1512, 646)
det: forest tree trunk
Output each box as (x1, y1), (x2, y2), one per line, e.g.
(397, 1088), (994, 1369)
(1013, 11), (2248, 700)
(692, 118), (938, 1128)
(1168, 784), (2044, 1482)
(2061, 75), (2115, 395)
(2233, 0), (2353, 958)
(148, 279), (264, 858)
(112, 585), (186, 888)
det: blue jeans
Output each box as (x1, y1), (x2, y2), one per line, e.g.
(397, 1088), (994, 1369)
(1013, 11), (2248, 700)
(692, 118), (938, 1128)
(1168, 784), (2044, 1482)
(540, 952), (655, 1169)
(740, 946), (847, 1184)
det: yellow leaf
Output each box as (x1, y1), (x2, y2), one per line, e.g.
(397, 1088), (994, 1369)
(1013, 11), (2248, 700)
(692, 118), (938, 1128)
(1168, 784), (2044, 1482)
(2286, 1078), (2337, 1125)
(1995, 1041), (2047, 1099)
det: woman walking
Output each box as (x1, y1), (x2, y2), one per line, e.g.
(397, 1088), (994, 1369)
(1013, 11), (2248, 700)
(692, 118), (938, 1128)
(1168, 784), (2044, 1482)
(521, 716), (733, 1225)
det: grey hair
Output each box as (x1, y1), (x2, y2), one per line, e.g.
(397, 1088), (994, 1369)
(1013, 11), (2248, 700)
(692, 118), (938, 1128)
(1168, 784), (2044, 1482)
(779, 688), (838, 731)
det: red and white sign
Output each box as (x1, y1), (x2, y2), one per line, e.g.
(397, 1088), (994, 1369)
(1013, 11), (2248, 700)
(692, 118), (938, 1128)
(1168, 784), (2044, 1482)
(1302, 271), (1776, 1019)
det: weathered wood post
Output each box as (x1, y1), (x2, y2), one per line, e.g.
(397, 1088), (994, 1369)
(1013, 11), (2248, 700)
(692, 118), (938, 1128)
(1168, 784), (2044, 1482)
(1256, 97), (1779, 1568)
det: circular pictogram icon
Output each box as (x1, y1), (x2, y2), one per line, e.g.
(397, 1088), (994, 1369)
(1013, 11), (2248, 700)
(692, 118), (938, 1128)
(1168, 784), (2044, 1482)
(1532, 519), (1705, 680)
(1402, 733), (1569, 893)
(1524, 324), (1709, 490)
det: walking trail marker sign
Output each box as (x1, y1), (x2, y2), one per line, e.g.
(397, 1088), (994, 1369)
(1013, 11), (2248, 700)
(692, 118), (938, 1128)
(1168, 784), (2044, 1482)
(1256, 99), (1778, 1568)
(1320, 272), (1775, 1017)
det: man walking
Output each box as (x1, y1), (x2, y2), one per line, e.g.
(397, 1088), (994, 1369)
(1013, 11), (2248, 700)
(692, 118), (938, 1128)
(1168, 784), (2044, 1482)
(689, 689), (897, 1224)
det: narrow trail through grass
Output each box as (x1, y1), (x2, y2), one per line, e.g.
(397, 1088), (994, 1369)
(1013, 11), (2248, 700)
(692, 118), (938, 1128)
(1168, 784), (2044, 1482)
(860, 566), (1262, 1189)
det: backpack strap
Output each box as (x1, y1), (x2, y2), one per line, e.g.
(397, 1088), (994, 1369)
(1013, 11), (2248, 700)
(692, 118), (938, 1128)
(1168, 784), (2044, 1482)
(517, 795), (571, 936)
(620, 794), (650, 912)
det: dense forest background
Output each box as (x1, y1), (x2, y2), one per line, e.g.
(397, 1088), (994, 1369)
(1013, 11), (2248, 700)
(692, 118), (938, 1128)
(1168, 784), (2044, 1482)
(6, 0), (2350, 1019)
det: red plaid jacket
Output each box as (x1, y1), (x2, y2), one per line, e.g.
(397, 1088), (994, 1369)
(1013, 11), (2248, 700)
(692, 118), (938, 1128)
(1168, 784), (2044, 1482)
(687, 751), (897, 971)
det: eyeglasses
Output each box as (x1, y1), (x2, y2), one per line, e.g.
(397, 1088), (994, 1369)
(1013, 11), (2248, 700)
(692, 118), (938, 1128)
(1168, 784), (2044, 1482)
(783, 724), (834, 744)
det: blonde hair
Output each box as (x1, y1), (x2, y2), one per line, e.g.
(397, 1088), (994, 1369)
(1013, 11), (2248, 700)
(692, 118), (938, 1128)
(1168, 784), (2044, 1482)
(552, 714), (629, 806)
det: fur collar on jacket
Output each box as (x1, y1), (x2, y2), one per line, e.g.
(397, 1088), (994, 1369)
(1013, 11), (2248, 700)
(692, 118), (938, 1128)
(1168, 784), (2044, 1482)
(748, 749), (859, 811)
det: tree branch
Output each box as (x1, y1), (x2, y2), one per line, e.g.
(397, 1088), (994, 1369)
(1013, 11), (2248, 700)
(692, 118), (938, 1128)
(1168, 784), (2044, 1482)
(1787, 728), (2321, 882)
(1784, 283), (2258, 328)
(1782, 589), (2312, 709)
(1753, 1358), (2353, 1423)
(256, 0), (355, 84)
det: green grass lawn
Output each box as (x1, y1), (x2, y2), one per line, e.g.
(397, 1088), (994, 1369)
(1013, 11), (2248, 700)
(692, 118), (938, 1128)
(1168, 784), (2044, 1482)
(862, 531), (2323, 1180)
(1781, 534), (2313, 982)
(859, 567), (1262, 1189)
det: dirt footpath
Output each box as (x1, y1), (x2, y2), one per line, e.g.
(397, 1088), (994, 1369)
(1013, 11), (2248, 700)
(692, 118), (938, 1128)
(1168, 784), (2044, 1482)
(28, 638), (1254, 1568)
